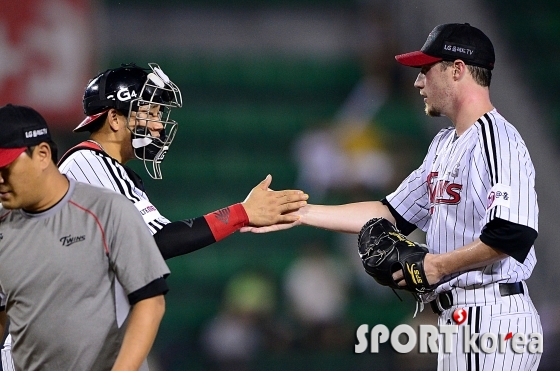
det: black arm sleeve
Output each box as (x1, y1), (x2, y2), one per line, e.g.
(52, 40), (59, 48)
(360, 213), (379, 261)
(380, 198), (417, 236)
(480, 218), (537, 263)
(128, 277), (169, 306)
(153, 216), (217, 260)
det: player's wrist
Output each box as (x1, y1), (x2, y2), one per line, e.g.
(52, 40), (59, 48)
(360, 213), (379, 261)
(429, 253), (449, 280)
(239, 201), (255, 224)
(204, 204), (249, 242)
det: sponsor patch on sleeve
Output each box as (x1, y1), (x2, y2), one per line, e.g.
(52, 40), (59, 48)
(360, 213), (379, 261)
(134, 199), (163, 224)
(486, 183), (511, 210)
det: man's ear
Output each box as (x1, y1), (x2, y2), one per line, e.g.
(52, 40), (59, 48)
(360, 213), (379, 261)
(452, 60), (468, 80)
(107, 108), (122, 131)
(34, 143), (52, 169)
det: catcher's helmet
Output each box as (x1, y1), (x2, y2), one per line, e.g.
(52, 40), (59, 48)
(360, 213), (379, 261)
(75, 63), (182, 179)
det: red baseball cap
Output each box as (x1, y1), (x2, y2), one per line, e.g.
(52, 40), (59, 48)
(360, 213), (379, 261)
(0, 148), (27, 168)
(0, 104), (51, 167)
(395, 23), (495, 70)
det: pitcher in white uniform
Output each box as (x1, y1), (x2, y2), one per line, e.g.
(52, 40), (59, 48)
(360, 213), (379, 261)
(242, 23), (542, 371)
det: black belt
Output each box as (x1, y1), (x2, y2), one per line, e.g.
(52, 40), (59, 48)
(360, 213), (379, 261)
(430, 282), (524, 315)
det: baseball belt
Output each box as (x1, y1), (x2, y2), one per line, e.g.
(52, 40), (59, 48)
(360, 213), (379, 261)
(430, 282), (525, 315)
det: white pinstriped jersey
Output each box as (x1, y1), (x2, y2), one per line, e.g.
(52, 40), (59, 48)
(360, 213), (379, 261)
(386, 109), (538, 299)
(58, 142), (171, 236)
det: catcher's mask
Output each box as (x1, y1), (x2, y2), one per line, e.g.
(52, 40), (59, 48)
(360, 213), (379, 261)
(76, 63), (182, 179)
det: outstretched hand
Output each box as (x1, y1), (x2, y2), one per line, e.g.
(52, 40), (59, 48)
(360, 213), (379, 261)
(241, 174), (308, 227)
(240, 219), (301, 233)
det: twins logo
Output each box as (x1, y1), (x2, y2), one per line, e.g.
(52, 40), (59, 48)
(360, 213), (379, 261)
(427, 172), (463, 214)
(60, 234), (86, 246)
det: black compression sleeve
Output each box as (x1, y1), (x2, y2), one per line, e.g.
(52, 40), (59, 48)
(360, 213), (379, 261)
(153, 216), (217, 260)
(480, 218), (537, 263)
(380, 198), (417, 236)
(128, 277), (169, 306)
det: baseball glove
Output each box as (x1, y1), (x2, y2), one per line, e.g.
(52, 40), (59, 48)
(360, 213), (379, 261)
(358, 217), (433, 294)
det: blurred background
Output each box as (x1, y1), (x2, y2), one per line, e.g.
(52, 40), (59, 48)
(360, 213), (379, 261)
(2, 0), (560, 370)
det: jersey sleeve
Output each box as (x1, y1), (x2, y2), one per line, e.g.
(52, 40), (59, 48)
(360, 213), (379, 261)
(475, 114), (538, 231)
(385, 129), (451, 231)
(104, 193), (170, 296)
(59, 150), (171, 235)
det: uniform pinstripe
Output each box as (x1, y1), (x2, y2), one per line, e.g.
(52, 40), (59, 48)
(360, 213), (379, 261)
(437, 283), (541, 371)
(386, 109), (541, 370)
(58, 142), (171, 236)
(0, 335), (14, 371)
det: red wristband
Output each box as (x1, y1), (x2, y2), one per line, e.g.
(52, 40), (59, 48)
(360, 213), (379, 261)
(203, 203), (249, 242)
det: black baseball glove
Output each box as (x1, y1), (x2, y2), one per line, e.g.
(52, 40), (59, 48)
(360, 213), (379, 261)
(358, 217), (433, 294)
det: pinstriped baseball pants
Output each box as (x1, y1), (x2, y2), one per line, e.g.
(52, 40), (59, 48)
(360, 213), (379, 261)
(1, 335), (14, 371)
(437, 286), (542, 371)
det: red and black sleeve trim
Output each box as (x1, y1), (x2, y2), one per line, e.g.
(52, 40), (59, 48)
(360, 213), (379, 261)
(153, 204), (249, 260)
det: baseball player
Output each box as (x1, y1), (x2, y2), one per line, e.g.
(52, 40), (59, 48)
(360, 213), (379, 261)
(244, 23), (542, 370)
(0, 64), (308, 369)
(0, 104), (169, 371)
(57, 63), (307, 256)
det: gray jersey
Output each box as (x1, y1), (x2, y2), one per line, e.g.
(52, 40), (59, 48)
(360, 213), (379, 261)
(387, 109), (538, 301)
(0, 179), (169, 371)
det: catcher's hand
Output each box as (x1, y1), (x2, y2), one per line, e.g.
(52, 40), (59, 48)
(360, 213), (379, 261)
(358, 217), (433, 294)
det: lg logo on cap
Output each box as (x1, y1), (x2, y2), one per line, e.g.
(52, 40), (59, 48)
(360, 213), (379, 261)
(25, 128), (48, 138)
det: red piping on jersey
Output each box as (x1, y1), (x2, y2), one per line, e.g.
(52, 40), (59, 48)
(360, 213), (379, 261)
(68, 200), (110, 255)
(0, 211), (11, 220)
(57, 141), (104, 167)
